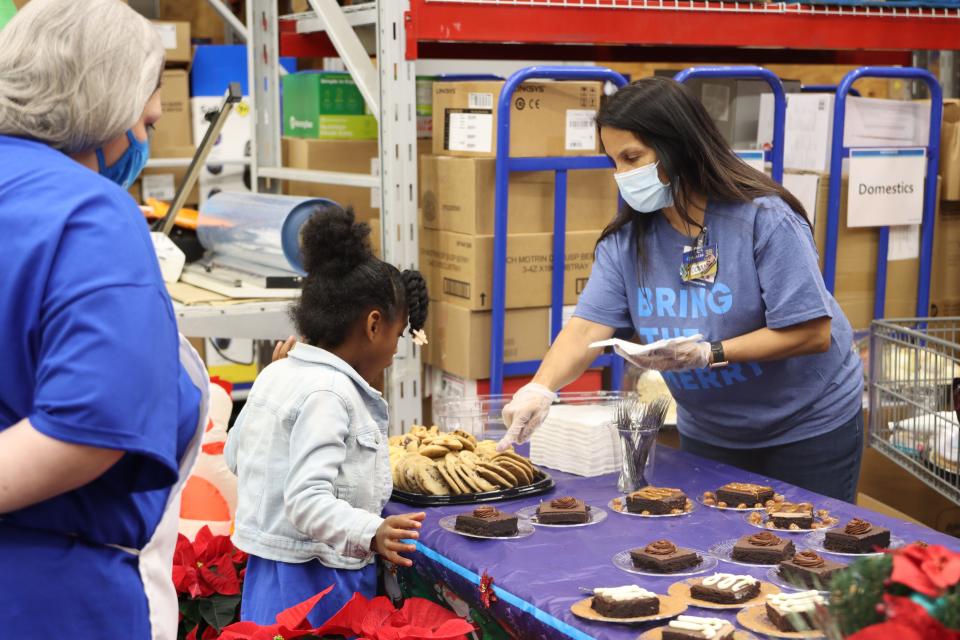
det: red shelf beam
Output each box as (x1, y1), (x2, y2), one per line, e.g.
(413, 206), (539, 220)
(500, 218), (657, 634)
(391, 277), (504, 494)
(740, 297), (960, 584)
(404, 0), (960, 55)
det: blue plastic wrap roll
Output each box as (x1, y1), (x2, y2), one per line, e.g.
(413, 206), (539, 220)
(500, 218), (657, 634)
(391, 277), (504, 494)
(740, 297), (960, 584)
(196, 192), (339, 275)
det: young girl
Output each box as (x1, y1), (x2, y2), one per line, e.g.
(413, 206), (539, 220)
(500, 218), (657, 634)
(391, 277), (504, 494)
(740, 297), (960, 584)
(225, 204), (428, 625)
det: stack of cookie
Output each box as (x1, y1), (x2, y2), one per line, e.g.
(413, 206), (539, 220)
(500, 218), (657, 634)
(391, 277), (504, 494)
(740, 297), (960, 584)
(389, 425), (542, 497)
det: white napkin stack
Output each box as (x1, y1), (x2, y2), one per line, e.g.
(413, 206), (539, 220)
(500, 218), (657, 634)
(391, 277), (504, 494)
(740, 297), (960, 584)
(529, 404), (622, 477)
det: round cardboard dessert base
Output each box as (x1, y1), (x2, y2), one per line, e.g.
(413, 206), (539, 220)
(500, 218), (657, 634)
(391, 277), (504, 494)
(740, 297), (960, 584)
(438, 515), (535, 540)
(736, 604), (826, 638)
(516, 504), (608, 528)
(744, 514), (838, 534)
(697, 495), (768, 511)
(608, 498), (694, 518)
(570, 594), (687, 625)
(638, 628), (757, 640)
(803, 530), (906, 557)
(668, 580), (780, 610)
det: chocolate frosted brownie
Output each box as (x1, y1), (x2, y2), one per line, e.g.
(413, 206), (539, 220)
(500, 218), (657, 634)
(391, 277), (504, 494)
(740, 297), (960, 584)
(454, 506), (518, 537)
(662, 615), (736, 640)
(716, 482), (775, 508)
(824, 518), (891, 554)
(626, 486), (689, 514)
(590, 585), (660, 618)
(689, 573), (761, 604)
(765, 591), (825, 632)
(536, 496), (589, 525)
(778, 551), (846, 590)
(630, 539), (702, 573)
(731, 531), (795, 564)
(769, 502), (815, 529)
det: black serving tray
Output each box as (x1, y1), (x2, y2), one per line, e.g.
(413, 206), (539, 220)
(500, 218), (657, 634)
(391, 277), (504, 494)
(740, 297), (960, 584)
(391, 471), (555, 506)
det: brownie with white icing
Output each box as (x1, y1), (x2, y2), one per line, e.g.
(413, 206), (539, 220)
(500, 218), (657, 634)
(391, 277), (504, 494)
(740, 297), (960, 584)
(689, 572), (761, 604)
(662, 615), (736, 640)
(590, 585), (659, 618)
(765, 590), (825, 632)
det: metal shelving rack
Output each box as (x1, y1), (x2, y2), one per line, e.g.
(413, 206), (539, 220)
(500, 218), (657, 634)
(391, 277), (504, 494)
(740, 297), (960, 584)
(240, 0), (960, 432)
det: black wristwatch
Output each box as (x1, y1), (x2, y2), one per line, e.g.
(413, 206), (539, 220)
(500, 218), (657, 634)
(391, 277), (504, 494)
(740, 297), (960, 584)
(709, 341), (728, 368)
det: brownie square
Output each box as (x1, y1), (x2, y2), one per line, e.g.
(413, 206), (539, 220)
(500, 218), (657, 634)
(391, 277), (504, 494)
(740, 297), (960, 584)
(536, 496), (589, 525)
(689, 573), (761, 604)
(626, 486), (688, 514)
(731, 532), (795, 564)
(590, 586), (660, 618)
(765, 591), (824, 632)
(716, 482), (775, 508)
(778, 551), (846, 590)
(662, 616), (736, 640)
(630, 539), (702, 573)
(454, 506), (518, 537)
(768, 502), (814, 529)
(824, 518), (891, 554)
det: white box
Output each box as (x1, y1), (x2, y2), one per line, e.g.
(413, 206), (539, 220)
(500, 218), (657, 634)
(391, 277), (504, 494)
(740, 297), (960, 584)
(758, 94), (931, 172)
(191, 96), (252, 204)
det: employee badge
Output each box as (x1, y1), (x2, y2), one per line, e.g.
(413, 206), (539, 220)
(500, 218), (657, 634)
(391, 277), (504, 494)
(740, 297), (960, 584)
(680, 226), (718, 287)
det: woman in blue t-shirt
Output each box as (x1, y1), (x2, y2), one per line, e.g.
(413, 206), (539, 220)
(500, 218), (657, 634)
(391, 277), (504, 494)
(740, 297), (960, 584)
(497, 77), (864, 503)
(0, 1), (206, 637)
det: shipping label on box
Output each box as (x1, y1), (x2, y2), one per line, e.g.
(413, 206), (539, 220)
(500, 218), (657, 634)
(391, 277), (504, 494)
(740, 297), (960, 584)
(432, 80), (602, 158)
(152, 21), (191, 66)
(419, 229), (598, 311)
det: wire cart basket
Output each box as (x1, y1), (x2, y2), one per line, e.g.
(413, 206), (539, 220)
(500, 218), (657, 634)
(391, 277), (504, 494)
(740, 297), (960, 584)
(869, 318), (960, 505)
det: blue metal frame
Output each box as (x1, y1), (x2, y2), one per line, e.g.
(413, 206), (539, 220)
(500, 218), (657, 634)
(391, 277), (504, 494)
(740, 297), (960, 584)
(489, 66), (628, 396)
(673, 66), (787, 184)
(823, 66), (943, 320)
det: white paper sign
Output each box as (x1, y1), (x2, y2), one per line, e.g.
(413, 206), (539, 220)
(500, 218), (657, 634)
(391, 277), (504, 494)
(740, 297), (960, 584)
(735, 150), (765, 172)
(153, 23), (178, 50)
(142, 173), (177, 201)
(847, 148), (926, 228)
(888, 225), (921, 261)
(446, 112), (492, 153)
(783, 172), (821, 227)
(565, 109), (597, 151)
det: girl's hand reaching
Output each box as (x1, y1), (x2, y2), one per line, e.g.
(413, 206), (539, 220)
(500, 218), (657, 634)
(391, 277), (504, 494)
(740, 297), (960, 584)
(272, 335), (298, 362)
(372, 512), (425, 567)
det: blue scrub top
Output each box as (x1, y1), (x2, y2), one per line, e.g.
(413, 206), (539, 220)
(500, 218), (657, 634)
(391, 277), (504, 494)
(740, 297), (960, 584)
(575, 196), (863, 449)
(0, 135), (201, 638)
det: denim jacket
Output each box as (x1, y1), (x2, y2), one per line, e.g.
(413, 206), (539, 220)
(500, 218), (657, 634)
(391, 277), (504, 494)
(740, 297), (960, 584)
(225, 343), (391, 569)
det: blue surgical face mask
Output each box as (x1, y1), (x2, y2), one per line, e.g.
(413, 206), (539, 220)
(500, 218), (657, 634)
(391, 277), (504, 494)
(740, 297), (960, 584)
(97, 129), (150, 189)
(614, 161), (674, 214)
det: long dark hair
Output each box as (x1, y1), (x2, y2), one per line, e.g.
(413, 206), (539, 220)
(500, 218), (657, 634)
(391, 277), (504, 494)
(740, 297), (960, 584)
(596, 76), (809, 258)
(292, 204), (427, 349)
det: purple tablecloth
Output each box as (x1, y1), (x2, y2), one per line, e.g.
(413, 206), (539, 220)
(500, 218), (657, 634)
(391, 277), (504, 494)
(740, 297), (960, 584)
(384, 446), (960, 639)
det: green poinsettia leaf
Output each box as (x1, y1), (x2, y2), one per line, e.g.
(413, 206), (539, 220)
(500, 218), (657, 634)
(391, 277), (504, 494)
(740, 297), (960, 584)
(179, 598), (202, 625)
(198, 594), (241, 631)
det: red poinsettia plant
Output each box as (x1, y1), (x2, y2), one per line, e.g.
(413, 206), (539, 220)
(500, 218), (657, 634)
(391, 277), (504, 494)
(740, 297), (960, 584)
(212, 589), (475, 640)
(828, 542), (960, 639)
(173, 526), (248, 640)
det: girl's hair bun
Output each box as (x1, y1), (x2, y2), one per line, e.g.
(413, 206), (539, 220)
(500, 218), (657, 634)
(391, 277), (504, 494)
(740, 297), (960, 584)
(299, 204), (372, 277)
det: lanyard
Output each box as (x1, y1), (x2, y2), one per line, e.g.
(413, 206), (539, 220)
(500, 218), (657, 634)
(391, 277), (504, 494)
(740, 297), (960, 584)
(680, 225), (718, 287)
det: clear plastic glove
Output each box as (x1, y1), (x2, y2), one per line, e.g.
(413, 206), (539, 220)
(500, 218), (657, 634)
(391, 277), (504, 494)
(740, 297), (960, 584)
(496, 383), (557, 452)
(614, 335), (712, 372)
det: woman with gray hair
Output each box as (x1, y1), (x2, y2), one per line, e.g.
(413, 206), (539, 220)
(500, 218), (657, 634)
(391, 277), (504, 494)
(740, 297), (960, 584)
(0, 1), (208, 638)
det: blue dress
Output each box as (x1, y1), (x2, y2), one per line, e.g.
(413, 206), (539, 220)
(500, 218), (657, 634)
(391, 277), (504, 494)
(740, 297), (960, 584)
(0, 136), (201, 638)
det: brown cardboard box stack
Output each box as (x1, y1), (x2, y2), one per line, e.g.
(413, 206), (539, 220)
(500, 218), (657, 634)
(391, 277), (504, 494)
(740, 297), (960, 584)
(132, 22), (194, 207)
(932, 100), (960, 316)
(422, 79), (619, 380)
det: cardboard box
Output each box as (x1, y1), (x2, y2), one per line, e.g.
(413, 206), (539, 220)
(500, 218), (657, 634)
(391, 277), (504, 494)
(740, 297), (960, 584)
(423, 303), (551, 380)
(151, 21), (191, 67)
(420, 155), (617, 235)
(191, 96), (252, 205)
(428, 366), (603, 409)
(931, 200), (960, 314)
(941, 100), (960, 201)
(419, 228), (598, 311)
(802, 171), (939, 329)
(142, 144), (200, 205)
(153, 69), (192, 152)
(368, 217), (381, 259)
(432, 80), (602, 158)
(282, 72), (368, 132)
(286, 138), (380, 222)
(759, 94), (932, 172)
